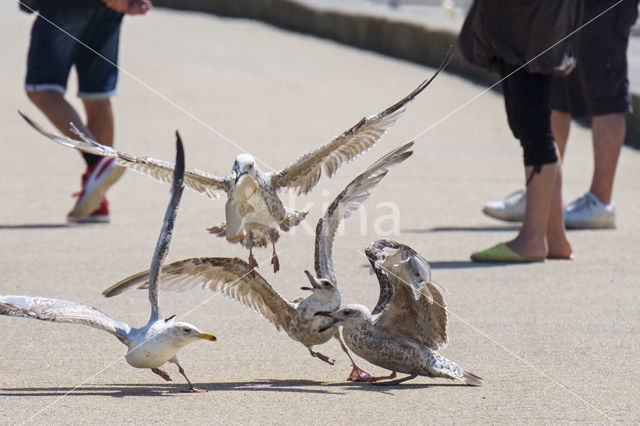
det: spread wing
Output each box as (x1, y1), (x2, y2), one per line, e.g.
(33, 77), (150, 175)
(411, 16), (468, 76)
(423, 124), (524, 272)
(19, 111), (229, 199)
(102, 258), (296, 332)
(147, 133), (185, 320)
(0, 295), (131, 339)
(366, 239), (448, 350)
(270, 52), (451, 195)
(314, 142), (414, 284)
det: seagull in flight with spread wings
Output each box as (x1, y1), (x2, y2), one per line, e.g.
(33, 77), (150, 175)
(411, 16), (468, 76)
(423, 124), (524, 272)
(0, 134), (216, 392)
(102, 142), (414, 381)
(19, 53), (450, 273)
(316, 239), (483, 386)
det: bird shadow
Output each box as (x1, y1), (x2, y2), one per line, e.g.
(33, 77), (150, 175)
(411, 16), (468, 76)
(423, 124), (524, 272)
(0, 223), (70, 230)
(0, 378), (473, 398)
(325, 380), (471, 395)
(0, 379), (344, 398)
(361, 260), (510, 270)
(403, 225), (520, 233)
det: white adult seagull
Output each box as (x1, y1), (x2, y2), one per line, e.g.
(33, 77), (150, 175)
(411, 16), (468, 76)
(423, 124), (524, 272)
(19, 53), (451, 273)
(0, 134), (216, 392)
(316, 239), (483, 386)
(102, 142), (414, 381)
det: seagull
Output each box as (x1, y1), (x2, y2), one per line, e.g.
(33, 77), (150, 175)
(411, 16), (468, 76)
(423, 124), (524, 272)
(102, 142), (414, 380)
(316, 239), (483, 386)
(0, 134), (216, 392)
(19, 52), (451, 273)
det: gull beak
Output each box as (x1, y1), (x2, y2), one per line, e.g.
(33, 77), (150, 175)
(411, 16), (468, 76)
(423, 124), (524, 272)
(314, 311), (342, 332)
(302, 270), (321, 290)
(197, 333), (217, 341)
(234, 171), (248, 184)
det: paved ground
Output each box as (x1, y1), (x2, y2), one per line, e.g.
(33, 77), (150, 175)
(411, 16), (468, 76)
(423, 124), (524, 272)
(1, 4), (639, 424)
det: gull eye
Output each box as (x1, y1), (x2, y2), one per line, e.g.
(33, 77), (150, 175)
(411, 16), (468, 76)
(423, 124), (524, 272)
(183, 327), (191, 334)
(343, 309), (353, 316)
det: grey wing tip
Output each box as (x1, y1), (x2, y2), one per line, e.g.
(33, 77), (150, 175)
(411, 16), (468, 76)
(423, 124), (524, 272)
(173, 132), (185, 184)
(463, 371), (484, 387)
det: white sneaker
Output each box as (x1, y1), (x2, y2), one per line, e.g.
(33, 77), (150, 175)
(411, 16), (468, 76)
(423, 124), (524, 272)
(482, 189), (525, 222)
(564, 192), (616, 229)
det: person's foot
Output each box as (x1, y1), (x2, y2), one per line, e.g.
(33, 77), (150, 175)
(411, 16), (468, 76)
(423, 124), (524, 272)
(564, 192), (616, 229)
(482, 189), (525, 222)
(68, 157), (124, 221)
(68, 198), (110, 224)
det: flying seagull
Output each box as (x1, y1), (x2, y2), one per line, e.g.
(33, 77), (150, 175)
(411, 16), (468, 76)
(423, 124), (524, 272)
(19, 53), (450, 273)
(0, 134), (216, 392)
(316, 239), (483, 386)
(102, 142), (414, 381)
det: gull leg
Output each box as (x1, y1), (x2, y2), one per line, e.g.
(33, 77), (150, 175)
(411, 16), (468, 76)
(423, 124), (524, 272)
(308, 348), (335, 365)
(271, 241), (280, 273)
(174, 359), (206, 393)
(151, 367), (172, 382)
(335, 333), (372, 381)
(372, 373), (416, 386)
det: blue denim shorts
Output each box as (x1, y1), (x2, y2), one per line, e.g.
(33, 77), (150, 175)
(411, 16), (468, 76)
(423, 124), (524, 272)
(25, 7), (123, 99)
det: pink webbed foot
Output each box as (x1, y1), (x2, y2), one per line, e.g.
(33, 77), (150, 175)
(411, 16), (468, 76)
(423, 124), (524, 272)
(347, 366), (374, 382)
(151, 367), (172, 382)
(182, 386), (207, 393)
(271, 253), (280, 273)
(310, 350), (335, 365)
(248, 253), (259, 269)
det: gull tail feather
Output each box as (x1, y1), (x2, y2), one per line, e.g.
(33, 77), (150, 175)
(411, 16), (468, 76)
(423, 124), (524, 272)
(463, 371), (484, 386)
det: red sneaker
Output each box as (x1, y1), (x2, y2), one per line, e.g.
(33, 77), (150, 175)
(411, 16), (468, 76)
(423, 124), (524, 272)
(68, 198), (110, 223)
(67, 157), (124, 222)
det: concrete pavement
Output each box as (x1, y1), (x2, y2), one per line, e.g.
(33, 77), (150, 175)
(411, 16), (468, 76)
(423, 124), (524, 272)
(1, 3), (639, 423)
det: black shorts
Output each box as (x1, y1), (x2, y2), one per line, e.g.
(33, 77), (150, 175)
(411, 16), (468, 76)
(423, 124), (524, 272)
(551, 0), (638, 118)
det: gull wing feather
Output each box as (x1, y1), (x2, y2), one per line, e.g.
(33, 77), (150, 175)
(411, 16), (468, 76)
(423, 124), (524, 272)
(270, 52), (451, 195)
(0, 295), (131, 339)
(147, 132), (185, 321)
(366, 239), (448, 350)
(314, 142), (414, 284)
(19, 111), (229, 199)
(102, 258), (296, 332)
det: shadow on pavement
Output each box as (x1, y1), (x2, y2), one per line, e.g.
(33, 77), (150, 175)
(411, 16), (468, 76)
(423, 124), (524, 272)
(0, 223), (69, 230)
(361, 260), (512, 270)
(0, 379), (347, 397)
(404, 225), (520, 233)
(0, 378), (473, 397)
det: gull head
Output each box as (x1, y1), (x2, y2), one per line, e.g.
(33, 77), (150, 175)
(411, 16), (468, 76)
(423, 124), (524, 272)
(164, 320), (217, 346)
(232, 153), (259, 181)
(315, 304), (371, 332)
(300, 270), (339, 303)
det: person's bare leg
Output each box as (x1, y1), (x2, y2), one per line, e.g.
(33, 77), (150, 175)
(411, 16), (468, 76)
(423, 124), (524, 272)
(589, 113), (625, 205)
(551, 110), (571, 159)
(507, 160), (562, 259)
(83, 98), (114, 147)
(26, 90), (94, 138)
(546, 154), (573, 259)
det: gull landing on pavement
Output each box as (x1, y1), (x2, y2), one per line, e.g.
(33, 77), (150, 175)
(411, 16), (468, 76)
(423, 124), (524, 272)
(19, 51), (451, 274)
(0, 133), (216, 392)
(316, 239), (483, 386)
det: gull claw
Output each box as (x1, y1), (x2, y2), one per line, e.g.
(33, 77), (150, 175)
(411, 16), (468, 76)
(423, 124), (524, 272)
(183, 386), (207, 393)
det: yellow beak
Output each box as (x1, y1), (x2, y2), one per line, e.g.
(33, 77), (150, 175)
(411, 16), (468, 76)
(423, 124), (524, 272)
(197, 333), (217, 341)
